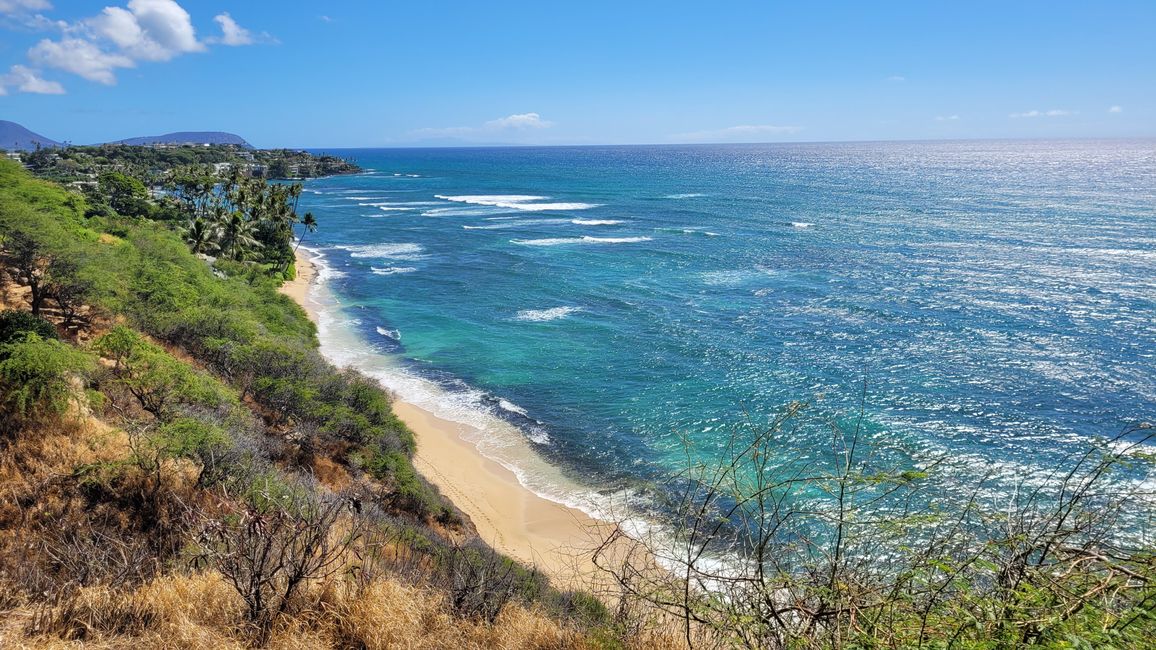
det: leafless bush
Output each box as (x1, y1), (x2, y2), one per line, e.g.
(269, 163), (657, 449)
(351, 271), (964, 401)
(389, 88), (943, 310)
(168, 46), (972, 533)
(42, 527), (163, 591)
(194, 481), (364, 645)
(594, 398), (1156, 649)
(439, 539), (534, 624)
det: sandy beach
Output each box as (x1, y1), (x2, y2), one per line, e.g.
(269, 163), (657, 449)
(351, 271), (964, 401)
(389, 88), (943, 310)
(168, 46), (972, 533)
(280, 249), (610, 587)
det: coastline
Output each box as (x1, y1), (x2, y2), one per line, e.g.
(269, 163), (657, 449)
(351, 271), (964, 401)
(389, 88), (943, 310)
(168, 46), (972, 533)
(280, 248), (610, 586)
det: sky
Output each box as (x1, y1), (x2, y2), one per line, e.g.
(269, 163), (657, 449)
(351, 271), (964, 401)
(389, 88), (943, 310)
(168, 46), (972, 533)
(0, 1), (1152, 148)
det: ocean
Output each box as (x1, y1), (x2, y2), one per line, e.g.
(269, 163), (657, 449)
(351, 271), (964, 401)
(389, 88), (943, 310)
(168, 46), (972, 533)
(296, 139), (1156, 521)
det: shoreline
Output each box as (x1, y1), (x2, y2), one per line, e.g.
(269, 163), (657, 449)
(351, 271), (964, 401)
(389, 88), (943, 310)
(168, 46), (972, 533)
(280, 248), (610, 586)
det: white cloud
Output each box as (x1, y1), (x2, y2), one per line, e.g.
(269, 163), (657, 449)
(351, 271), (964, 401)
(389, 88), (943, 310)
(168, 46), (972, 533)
(87, 0), (203, 61)
(1108, 105), (1123, 114)
(484, 112), (553, 129)
(1009, 109), (1075, 119)
(887, 75), (906, 82)
(935, 115), (960, 121)
(319, 15), (332, 22)
(28, 37), (134, 84)
(0, 0), (51, 15)
(672, 124), (803, 143)
(13, 0), (270, 92)
(2, 63), (64, 93)
(212, 12), (252, 46)
(411, 113), (556, 140)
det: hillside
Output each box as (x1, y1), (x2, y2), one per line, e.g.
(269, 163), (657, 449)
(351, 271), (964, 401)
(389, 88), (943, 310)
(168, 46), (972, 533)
(0, 159), (641, 648)
(0, 120), (61, 151)
(114, 131), (254, 148)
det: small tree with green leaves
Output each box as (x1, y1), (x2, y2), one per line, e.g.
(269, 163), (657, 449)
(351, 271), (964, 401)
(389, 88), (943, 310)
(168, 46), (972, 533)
(0, 332), (94, 430)
(94, 326), (235, 421)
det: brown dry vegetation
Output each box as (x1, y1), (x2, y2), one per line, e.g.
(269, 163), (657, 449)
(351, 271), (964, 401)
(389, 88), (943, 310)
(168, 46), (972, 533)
(0, 406), (680, 649)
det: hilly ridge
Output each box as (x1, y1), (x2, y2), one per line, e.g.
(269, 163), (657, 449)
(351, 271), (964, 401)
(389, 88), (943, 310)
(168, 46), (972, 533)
(114, 130), (252, 148)
(0, 120), (61, 151)
(0, 120), (251, 150)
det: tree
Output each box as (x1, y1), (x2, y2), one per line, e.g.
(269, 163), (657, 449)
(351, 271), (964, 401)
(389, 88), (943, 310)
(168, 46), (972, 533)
(0, 332), (94, 429)
(217, 211), (262, 261)
(294, 212), (318, 253)
(183, 217), (220, 256)
(0, 309), (57, 346)
(98, 171), (150, 217)
(94, 326), (234, 421)
(46, 258), (96, 330)
(2, 230), (52, 317)
(196, 483), (364, 645)
(267, 158), (291, 179)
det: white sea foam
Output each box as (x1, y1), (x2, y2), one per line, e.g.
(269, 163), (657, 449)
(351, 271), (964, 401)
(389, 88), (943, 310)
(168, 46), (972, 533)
(336, 243), (425, 260)
(665, 193), (706, 199)
(512, 236), (653, 246)
(655, 226), (717, 236)
(436, 194), (600, 212)
(437, 194), (547, 205)
(371, 266), (417, 275)
(498, 399), (530, 417)
(310, 250), (347, 281)
(514, 306), (583, 322)
(572, 219), (623, 225)
(422, 207), (508, 217)
(514, 202), (602, 211)
(463, 218), (572, 230)
(792, 222), (814, 228)
(375, 326), (401, 341)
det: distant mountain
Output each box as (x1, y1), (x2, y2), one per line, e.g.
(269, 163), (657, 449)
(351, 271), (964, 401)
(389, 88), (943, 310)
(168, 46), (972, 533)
(0, 120), (62, 151)
(113, 131), (253, 148)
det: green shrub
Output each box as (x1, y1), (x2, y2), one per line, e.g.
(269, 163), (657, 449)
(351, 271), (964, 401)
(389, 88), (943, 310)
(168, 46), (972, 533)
(0, 332), (94, 427)
(0, 310), (57, 347)
(94, 326), (237, 421)
(152, 417), (230, 460)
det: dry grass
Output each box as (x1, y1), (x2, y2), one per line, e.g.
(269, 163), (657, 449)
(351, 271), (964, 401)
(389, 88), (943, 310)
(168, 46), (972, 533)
(3, 571), (663, 650)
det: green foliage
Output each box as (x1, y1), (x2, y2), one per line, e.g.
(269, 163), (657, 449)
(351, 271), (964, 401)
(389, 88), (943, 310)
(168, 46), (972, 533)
(2, 157), (449, 522)
(357, 446), (454, 522)
(0, 332), (94, 426)
(98, 171), (150, 217)
(94, 326), (237, 421)
(151, 417), (229, 462)
(0, 309), (57, 346)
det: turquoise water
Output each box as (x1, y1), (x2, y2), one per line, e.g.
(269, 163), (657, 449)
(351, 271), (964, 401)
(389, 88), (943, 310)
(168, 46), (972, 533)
(297, 140), (1156, 511)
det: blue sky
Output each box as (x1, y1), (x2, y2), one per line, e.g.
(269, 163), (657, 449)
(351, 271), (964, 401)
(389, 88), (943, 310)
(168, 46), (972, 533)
(0, 1), (1152, 147)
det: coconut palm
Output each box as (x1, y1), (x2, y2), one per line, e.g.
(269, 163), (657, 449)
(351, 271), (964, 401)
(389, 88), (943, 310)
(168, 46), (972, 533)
(218, 211), (262, 261)
(293, 212), (318, 253)
(184, 217), (220, 255)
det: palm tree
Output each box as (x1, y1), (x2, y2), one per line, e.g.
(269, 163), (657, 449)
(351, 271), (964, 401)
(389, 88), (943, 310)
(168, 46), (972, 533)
(219, 211), (262, 261)
(184, 217), (220, 255)
(294, 212), (317, 253)
(288, 183), (303, 215)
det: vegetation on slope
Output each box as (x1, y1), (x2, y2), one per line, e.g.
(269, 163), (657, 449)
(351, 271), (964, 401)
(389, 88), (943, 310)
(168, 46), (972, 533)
(0, 159), (633, 648)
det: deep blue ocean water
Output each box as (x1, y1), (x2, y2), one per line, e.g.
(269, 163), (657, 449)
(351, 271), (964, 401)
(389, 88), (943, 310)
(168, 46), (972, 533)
(297, 140), (1156, 510)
